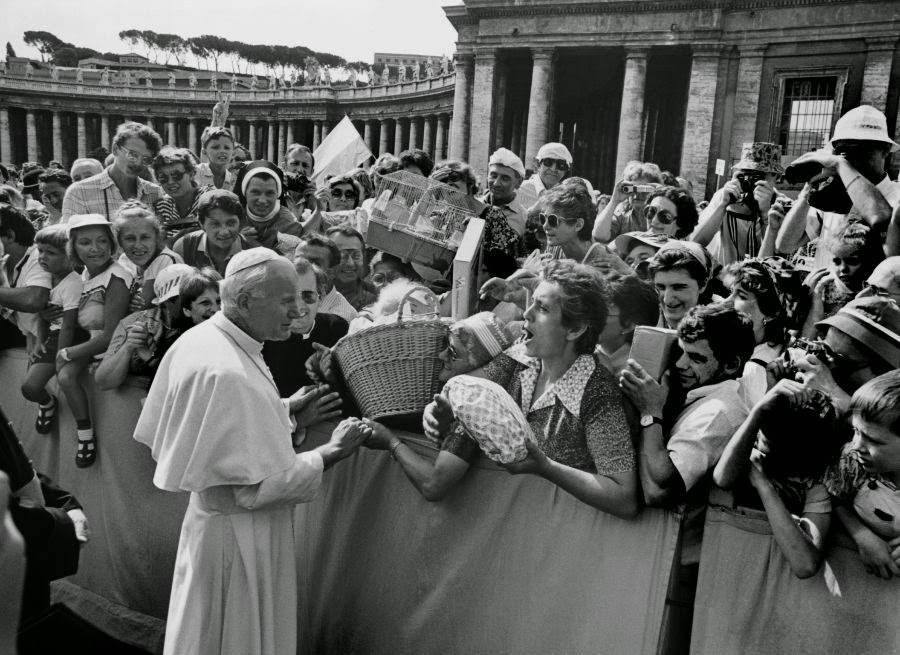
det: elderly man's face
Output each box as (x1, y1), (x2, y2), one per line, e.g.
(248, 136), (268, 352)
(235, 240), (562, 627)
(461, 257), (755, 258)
(242, 261), (300, 342)
(114, 137), (154, 178)
(487, 165), (520, 204)
(285, 150), (313, 177)
(290, 269), (319, 335)
(70, 161), (103, 183)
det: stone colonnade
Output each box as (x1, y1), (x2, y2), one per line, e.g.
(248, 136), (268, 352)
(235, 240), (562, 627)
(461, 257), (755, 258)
(0, 109), (453, 167)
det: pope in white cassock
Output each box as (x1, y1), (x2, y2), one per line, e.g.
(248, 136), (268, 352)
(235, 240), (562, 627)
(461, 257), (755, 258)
(135, 248), (371, 655)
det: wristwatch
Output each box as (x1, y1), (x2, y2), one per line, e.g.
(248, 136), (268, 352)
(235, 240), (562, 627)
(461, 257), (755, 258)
(58, 347), (71, 363)
(640, 414), (663, 428)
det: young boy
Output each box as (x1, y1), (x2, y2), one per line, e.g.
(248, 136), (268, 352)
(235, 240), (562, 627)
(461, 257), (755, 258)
(824, 370), (900, 579)
(20, 224), (81, 434)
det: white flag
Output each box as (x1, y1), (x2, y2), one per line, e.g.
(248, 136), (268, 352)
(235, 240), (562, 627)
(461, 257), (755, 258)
(312, 116), (373, 184)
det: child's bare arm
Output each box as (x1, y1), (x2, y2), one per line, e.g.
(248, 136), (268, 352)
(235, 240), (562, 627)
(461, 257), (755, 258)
(834, 504), (899, 579)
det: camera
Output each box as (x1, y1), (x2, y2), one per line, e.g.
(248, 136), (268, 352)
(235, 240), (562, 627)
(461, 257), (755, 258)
(621, 182), (657, 198)
(783, 158), (852, 213)
(772, 337), (835, 382)
(284, 172), (316, 196)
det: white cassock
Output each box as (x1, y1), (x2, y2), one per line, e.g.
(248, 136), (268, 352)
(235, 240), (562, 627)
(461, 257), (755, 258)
(135, 311), (324, 655)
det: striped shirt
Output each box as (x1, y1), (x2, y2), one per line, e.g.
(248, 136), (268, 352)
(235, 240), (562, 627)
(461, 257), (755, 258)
(61, 167), (163, 222)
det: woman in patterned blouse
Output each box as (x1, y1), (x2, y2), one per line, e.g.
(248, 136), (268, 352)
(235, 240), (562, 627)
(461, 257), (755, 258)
(425, 259), (640, 518)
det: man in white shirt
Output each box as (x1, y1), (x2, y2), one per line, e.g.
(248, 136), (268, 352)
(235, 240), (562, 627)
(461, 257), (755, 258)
(776, 105), (900, 268)
(0, 205), (51, 346)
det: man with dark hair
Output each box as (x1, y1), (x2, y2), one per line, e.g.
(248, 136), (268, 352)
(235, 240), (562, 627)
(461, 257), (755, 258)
(38, 169), (72, 225)
(620, 301), (754, 652)
(0, 205), (49, 349)
(61, 121), (163, 221)
(325, 225), (377, 311)
(598, 273), (660, 374)
(296, 234), (358, 323)
(398, 148), (434, 178)
(647, 241), (714, 329)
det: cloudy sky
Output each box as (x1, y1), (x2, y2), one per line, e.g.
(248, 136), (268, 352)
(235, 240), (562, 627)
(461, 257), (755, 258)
(1, 0), (461, 65)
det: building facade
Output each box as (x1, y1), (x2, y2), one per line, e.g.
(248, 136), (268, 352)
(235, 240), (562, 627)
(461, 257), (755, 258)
(446, 0), (900, 198)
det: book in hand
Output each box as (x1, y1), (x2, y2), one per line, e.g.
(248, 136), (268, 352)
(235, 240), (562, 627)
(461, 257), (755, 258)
(628, 326), (678, 381)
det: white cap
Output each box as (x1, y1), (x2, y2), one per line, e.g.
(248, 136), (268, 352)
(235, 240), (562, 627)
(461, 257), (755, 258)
(829, 105), (900, 152)
(224, 247), (284, 278)
(67, 214), (110, 230)
(488, 148), (526, 179)
(152, 264), (195, 305)
(536, 142), (573, 165)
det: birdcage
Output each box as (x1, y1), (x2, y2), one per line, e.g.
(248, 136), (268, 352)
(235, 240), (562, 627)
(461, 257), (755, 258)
(366, 170), (476, 273)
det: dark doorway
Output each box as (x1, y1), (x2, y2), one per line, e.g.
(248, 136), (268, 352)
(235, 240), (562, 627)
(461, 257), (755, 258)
(641, 46), (692, 175)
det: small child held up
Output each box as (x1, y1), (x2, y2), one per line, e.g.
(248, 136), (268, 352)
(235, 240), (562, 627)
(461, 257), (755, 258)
(824, 370), (900, 580)
(58, 214), (133, 468)
(20, 224), (82, 434)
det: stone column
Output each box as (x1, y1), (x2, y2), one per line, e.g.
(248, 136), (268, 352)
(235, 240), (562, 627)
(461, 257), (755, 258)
(379, 119), (390, 155)
(77, 113), (87, 158)
(394, 119), (405, 154)
(188, 119), (198, 155)
(435, 115), (448, 160)
(286, 121), (295, 146)
(248, 122), (258, 158)
(408, 117), (419, 150)
(449, 53), (474, 160)
(524, 49), (555, 167)
(364, 120), (375, 152)
(167, 118), (176, 146)
(313, 121), (322, 150)
(680, 44), (724, 202)
(728, 44), (767, 166)
(52, 112), (63, 164)
(493, 60), (508, 151)
(146, 117), (155, 133)
(614, 47), (649, 177)
(861, 37), (898, 112)
(423, 116), (434, 154)
(469, 48), (498, 176)
(100, 115), (110, 150)
(26, 110), (38, 163)
(267, 120), (276, 161)
(322, 122), (331, 140)
(277, 120), (287, 163)
(0, 109), (11, 164)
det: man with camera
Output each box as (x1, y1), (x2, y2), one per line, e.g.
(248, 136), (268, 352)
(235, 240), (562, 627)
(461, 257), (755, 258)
(691, 142), (789, 265)
(775, 105), (900, 269)
(593, 160), (664, 243)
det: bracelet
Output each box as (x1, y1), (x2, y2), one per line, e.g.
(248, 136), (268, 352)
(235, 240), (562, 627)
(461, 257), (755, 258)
(58, 347), (71, 362)
(845, 174), (863, 191)
(389, 438), (403, 461)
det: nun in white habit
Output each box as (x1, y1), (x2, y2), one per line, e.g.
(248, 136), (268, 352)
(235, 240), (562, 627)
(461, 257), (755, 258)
(135, 247), (371, 655)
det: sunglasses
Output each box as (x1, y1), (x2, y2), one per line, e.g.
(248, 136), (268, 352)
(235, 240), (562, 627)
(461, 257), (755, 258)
(156, 170), (186, 184)
(644, 205), (676, 225)
(331, 188), (358, 200)
(540, 158), (570, 172)
(539, 212), (580, 228)
(299, 290), (319, 304)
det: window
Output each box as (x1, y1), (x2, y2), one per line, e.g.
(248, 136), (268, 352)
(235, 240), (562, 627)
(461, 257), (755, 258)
(770, 68), (847, 168)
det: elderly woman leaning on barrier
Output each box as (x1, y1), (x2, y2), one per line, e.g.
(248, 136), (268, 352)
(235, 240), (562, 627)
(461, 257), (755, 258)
(424, 259), (640, 518)
(362, 312), (518, 501)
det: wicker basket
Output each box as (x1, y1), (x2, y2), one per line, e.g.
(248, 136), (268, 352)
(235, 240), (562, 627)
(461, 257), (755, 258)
(332, 287), (449, 420)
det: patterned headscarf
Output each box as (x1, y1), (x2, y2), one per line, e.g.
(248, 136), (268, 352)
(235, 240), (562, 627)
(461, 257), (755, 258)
(734, 256), (805, 329)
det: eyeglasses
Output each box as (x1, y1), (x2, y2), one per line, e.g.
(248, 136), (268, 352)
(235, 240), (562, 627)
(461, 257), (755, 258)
(539, 212), (579, 228)
(339, 250), (364, 263)
(539, 158), (570, 172)
(299, 290), (319, 304)
(644, 205), (677, 225)
(371, 271), (401, 286)
(156, 170), (186, 184)
(119, 146), (154, 166)
(331, 188), (359, 201)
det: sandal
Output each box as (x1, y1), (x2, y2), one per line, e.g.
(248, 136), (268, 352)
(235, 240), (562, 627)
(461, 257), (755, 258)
(35, 395), (57, 434)
(75, 439), (97, 468)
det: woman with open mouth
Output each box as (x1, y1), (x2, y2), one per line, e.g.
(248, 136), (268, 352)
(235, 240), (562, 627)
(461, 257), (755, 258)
(425, 259), (640, 518)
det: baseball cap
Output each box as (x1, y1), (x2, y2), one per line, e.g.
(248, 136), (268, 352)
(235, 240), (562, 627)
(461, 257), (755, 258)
(152, 264), (196, 305)
(828, 105), (900, 152)
(816, 296), (900, 370)
(68, 214), (111, 230)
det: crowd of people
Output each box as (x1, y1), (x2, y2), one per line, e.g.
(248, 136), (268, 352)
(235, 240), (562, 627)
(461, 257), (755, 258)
(2, 99), (900, 653)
